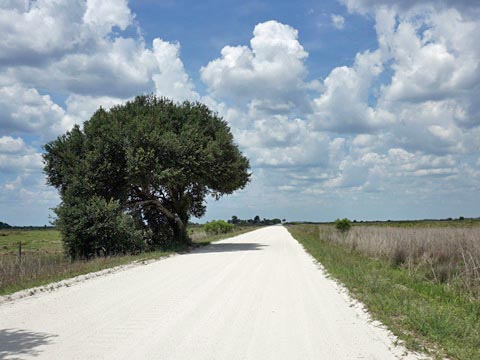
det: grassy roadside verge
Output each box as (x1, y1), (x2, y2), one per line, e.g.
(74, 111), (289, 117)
(0, 250), (172, 296)
(191, 225), (262, 244)
(0, 226), (259, 297)
(287, 224), (480, 359)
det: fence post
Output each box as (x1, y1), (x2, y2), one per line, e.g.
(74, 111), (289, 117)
(18, 241), (22, 264)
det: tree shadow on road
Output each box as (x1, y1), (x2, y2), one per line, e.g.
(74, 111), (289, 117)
(0, 329), (57, 359)
(193, 242), (267, 253)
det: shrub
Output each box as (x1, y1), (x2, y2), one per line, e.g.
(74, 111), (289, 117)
(55, 197), (144, 259)
(335, 218), (352, 233)
(204, 220), (234, 235)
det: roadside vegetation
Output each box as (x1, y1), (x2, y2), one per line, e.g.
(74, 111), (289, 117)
(228, 215), (283, 226)
(287, 222), (480, 359)
(0, 224), (257, 296)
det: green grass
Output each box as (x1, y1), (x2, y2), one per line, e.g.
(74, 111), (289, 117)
(287, 224), (480, 360)
(0, 226), (259, 296)
(190, 225), (261, 244)
(0, 229), (63, 255)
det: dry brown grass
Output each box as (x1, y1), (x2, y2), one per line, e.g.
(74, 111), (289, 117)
(318, 225), (480, 298)
(0, 251), (170, 295)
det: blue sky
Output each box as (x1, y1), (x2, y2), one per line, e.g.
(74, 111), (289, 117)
(0, 0), (479, 225)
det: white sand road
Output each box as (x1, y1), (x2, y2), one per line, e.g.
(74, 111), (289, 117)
(0, 226), (423, 359)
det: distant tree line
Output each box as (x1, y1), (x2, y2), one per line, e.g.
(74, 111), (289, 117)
(227, 215), (284, 226)
(0, 221), (12, 229)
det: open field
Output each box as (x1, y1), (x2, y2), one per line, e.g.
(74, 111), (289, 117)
(0, 226), (258, 296)
(287, 223), (480, 359)
(351, 219), (480, 228)
(0, 229), (62, 255)
(290, 218), (480, 228)
(320, 223), (480, 297)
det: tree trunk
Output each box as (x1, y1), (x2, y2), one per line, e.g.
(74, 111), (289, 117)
(171, 215), (191, 246)
(132, 198), (191, 246)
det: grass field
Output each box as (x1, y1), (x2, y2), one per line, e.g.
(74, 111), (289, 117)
(0, 225), (258, 296)
(287, 223), (480, 359)
(0, 229), (63, 255)
(351, 218), (480, 228)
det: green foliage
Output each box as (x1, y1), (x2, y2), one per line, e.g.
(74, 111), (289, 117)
(335, 218), (351, 232)
(0, 221), (12, 229)
(227, 215), (282, 226)
(44, 95), (250, 255)
(204, 220), (234, 235)
(55, 197), (143, 259)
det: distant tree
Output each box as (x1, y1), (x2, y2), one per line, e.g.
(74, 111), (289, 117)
(44, 95), (250, 257)
(204, 220), (234, 235)
(230, 215), (239, 225)
(335, 218), (351, 233)
(253, 215), (261, 224)
(0, 221), (12, 229)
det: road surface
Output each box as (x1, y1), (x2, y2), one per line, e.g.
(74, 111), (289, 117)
(0, 226), (418, 359)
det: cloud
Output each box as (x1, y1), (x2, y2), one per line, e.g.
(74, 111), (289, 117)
(1, 0), (197, 101)
(0, 128), (58, 224)
(377, 8), (480, 106)
(311, 49), (394, 133)
(0, 0), (199, 142)
(201, 20), (316, 113)
(0, 136), (26, 154)
(10, 37), (155, 98)
(0, 0), (87, 66)
(340, 0), (480, 16)
(235, 115), (331, 167)
(0, 83), (68, 136)
(200, 14), (479, 213)
(83, 0), (133, 35)
(152, 39), (199, 102)
(331, 14), (345, 29)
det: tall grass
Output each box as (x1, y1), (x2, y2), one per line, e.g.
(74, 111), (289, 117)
(318, 225), (480, 298)
(0, 251), (171, 296)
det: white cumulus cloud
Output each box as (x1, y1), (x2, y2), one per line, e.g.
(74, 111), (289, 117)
(201, 20), (316, 113)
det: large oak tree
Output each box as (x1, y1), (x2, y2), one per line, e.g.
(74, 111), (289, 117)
(44, 95), (250, 256)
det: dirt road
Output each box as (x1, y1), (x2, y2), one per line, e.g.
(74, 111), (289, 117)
(0, 226), (419, 359)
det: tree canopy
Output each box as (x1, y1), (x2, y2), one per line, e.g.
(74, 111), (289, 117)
(44, 95), (250, 258)
(0, 221), (12, 229)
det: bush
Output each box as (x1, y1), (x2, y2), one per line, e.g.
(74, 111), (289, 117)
(204, 220), (235, 235)
(0, 221), (11, 229)
(55, 197), (144, 259)
(335, 218), (352, 233)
